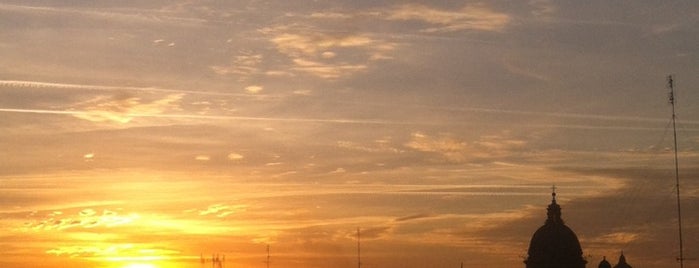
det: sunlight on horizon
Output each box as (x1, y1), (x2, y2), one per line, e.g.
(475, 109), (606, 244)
(1, 1), (697, 268)
(122, 264), (157, 268)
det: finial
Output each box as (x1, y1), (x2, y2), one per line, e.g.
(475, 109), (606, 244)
(546, 185), (563, 224)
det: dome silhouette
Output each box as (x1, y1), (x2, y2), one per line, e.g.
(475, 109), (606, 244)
(524, 190), (587, 268)
(598, 256), (612, 268)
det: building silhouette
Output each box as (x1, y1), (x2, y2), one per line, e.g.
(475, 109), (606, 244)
(524, 190), (587, 268)
(598, 256), (612, 268)
(524, 189), (633, 268)
(611, 252), (632, 268)
(597, 253), (633, 268)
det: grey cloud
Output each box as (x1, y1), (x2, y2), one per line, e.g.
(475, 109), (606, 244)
(395, 213), (435, 222)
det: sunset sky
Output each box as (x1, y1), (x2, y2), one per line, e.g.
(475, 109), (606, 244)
(1, 1), (698, 268)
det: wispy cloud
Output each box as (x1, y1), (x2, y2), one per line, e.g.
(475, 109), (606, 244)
(227, 153), (244, 160)
(386, 3), (510, 32)
(0, 3), (206, 27)
(196, 204), (247, 218)
(23, 208), (139, 231)
(244, 85), (264, 94)
(528, 0), (557, 17)
(405, 132), (470, 163)
(405, 132), (527, 163)
(70, 93), (183, 123)
(587, 232), (640, 245)
(262, 26), (394, 79)
(210, 50), (264, 80)
(0, 80), (267, 98)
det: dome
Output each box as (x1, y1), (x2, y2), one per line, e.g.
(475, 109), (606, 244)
(613, 252), (632, 268)
(598, 257), (612, 268)
(524, 191), (587, 268)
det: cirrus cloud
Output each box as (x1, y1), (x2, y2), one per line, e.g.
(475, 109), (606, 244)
(70, 93), (184, 124)
(386, 3), (511, 32)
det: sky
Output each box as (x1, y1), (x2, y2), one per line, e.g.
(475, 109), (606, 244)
(0, 1), (698, 268)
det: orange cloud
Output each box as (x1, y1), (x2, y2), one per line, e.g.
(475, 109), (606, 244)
(387, 3), (510, 32)
(71, 93), (183, 124)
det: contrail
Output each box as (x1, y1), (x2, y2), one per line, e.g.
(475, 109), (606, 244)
(0, 108), (409, 125)
(335, 100), (682, 124)
(0, 80), (273, 98)
(3, 80), (692, 125)
(3, 107), (698, 132)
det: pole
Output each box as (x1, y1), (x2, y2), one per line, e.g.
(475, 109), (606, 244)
(358, 227), (361, 268)
(669, 75), (684, 268)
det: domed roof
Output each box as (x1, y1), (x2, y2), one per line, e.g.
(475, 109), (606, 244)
(613, 252), (632, 268)
(599, 256), (612, 268)
(525, 191), (587, 268)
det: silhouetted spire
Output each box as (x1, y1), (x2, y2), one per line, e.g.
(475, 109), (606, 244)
(525, 189), (586, 268)
(546, 186), (563, 224)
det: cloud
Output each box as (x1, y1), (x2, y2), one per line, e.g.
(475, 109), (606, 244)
(270, 32), (374, 56)
(337, 140), (402, 154)
(359, 226), (392, 240)
(475, 135), (526, 152)
(405, 132), (470, 162)
(210, 50), (264, 80)
(46, 243), (180, 260)
(197, 204), (246, 218)
(291, 58), (367, 79)
(195, 155), (210, 161)
(0, 2), (206, 27)
(244, 85), (264, 94)
(70, 93), (183, 124)
(588, 232), (640, 245)
(262, 26), (395, 79)
(292, 89), (312, 96)
(404, 132), (527, 163)
(395, 213), (435, 222)
(386, 3), (510, 32)
(502, 59), (550, 81)
(0, 80), (261, 98)
(528, 0), (557, 17)
(329, 168), (346, 174)
(227, 153), (244, 160)
(83, 153), (95, 161)
(24, 209), (139, 231)
(309, 12), (354, 20)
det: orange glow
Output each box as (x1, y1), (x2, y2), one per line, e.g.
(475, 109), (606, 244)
(122, 264), (157, 268)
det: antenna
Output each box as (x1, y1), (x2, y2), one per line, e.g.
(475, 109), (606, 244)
(200, 252), (224, 268)
(357, 227), (361, 268)
(668, 75), (684, 268)
(265, 244), (270, 268)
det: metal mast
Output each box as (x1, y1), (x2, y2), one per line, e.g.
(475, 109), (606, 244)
(668, 75), (684, 268)
(266, 244), (270, 268)
(357, 227), (361, 268)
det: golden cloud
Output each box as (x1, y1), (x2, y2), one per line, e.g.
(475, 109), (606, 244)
(263, 26), (395, 78)
(387, 3), (510, 32)
(71, 93), (183, 124)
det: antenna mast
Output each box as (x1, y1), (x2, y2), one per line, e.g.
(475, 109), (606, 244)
(266, 244), (270, 268)
(358, 227), (361, 268)
(668, 75), (684, 268)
